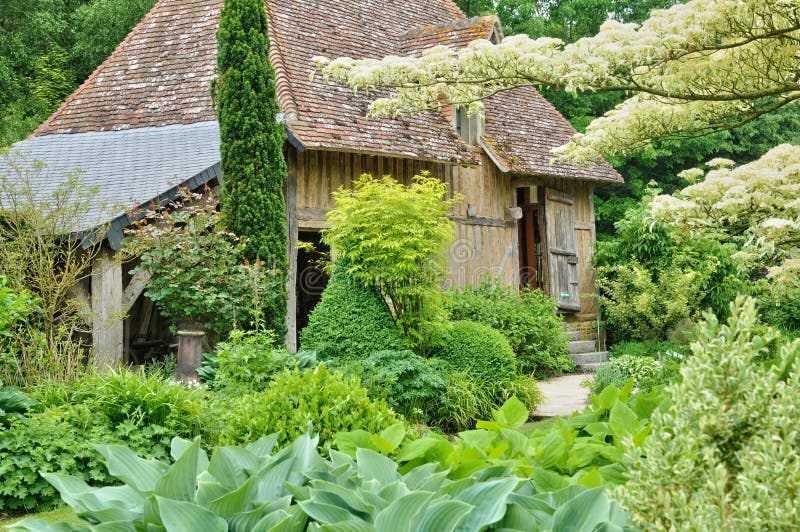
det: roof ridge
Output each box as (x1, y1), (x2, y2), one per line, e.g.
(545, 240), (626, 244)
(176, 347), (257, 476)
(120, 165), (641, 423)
(31, 0), (168, 138)
(264, 1), (299, 119)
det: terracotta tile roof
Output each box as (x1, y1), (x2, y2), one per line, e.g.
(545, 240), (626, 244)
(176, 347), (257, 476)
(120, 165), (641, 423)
(483, 88), (623, 182)
(400, 15), (502, 55)
(34, 0), (220, 136)
(33, 0), (621, 181)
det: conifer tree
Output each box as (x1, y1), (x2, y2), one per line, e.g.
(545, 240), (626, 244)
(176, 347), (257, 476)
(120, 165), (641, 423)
(216, 0), (287, 333)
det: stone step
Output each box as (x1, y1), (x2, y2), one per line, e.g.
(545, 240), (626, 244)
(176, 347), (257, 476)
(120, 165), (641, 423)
(577, 362), (604, 373)
(570, 351), (609, 365)
(568, 340), (597, 354)
(566, 330), (581, 342)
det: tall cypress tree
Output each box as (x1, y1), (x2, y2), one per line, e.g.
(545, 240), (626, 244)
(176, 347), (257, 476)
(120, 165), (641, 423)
(216, 0), (288, 333)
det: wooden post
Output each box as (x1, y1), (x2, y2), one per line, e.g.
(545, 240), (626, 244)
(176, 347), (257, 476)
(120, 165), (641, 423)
(285, 167), (298, 352)
(91, 248), (124, 367)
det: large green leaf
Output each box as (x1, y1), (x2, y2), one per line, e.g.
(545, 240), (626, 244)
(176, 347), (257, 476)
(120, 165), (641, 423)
(317, 521), (376, 532)
(356, 449), (399, 486)
(6, 519), (92, 532)
(307, 480), (375, 516)
(499, 396), (530, 428)
(534, 431), (568, 469)
(530, 469), (570, 493)
(371, 423), (406, 454)
(155, 437), (202, 501)
(207, 447), (262, 490)
(335, 430), (377, 457)
(297, 498), (360, 524)
(608, 401), (639, 441)
(455, 477), (520, 530)
(153, 495), (227, 532)
(246, 433), (281, 458)
(373, 491), (434, 531)
(227, 497), (292, 532)
(90, 444), (167, 493)
(42, 474), (144, 523)
(252, 505), (308, 532)
(416, 500), (473, 532)
(551, 487), (611, 532)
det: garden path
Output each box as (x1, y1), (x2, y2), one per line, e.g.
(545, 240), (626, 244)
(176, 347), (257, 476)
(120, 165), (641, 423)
(534, 374), (592, 417)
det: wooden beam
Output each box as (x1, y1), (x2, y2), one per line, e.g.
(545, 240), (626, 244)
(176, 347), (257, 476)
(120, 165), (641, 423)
(450, 215), (506, 228)
(122, 269), (152, 312)
(91, 248), (124, 367)
(285, 169), (299, 353)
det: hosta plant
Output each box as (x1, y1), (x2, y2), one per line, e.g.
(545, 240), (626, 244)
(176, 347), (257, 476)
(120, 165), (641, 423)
(337, 390), (665, 489)
(10, 429), (630, 531)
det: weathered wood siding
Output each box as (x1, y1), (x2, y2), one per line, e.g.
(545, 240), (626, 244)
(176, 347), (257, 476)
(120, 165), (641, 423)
(286, 148), (519, 290)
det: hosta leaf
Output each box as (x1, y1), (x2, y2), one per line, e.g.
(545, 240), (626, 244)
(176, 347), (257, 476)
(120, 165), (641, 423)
(6, 519), (91, 532)
(551, 487), (611, 532)
(403, 463), (450, 492)
(89, 444), (167, 493)
(207, 473), (258, 518)
(155, 437), (202, 501)
(89, 522), (137, 532)
(608, 401), (639, 440)
(154, 496), (227, 532)
(373, 491), (434, 531)
(318, 521), (375, 532)
(246, 433), (280, 458)
(597, 464), (627, 486)
(499, 428), (530, 456)
(308, 480), (374, 515)
(253, 505), (308, 532)
(592, 385), (619, 412)
(372, 423), (406, 454)
(297, 499), (359, 524)
(394, 436), (451, 463)
(228, 497), (292, 532)
(496, 503), (544, 531)
(42, 474), (143, 522)
(455, 477), (520, 530)
(534, 432), (567, 469)
(335, 431), (376, 457)
(356, 449), (399, 486)
(207, 447), (262, 490)
(574, 467), (604, 489)
(499, 396), (530, 428)
(416, 500), (472, 532)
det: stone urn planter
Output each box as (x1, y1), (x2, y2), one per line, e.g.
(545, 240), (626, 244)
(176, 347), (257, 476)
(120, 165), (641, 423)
(175, 330), (205, 381)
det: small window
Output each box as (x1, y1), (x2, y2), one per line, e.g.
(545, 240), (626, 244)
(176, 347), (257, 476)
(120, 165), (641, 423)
(453, 106), (483, 145)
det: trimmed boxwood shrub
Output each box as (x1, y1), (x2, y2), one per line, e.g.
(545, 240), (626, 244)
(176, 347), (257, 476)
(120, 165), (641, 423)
(432, 320), (517, 386)
(446, 282), (573, 376)
(219, 364), (404, 452)
(300, 261), (405, 361)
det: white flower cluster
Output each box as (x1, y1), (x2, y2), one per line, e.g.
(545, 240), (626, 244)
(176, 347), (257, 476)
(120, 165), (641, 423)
(316, 0), (800, 162)
(652, 144), (800, 274)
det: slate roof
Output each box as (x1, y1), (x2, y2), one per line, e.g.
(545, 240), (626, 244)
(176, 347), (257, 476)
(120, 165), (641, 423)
(27, 0), (621, 210)
(1, 121), (221, 248)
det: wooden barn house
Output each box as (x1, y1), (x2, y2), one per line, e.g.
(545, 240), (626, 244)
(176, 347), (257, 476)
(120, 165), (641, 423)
(0, 0), (621, 365)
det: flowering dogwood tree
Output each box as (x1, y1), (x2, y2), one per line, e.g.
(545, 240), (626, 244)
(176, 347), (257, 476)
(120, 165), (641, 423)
(316, 0), (799, 163)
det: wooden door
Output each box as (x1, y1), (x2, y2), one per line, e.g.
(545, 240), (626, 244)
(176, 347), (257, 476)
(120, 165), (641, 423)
(545, 189), (581, 312)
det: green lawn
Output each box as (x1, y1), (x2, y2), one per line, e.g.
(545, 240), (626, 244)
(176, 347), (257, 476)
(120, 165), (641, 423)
(0, 506), (82, 528)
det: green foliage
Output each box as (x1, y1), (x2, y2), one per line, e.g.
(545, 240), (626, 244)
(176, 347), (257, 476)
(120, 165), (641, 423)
(596, 262), (703, 343)
(324, 174), (458, 339)
(431, 320), (517, 387)
(355, 350), (447, 425)
(446, 281), (572, 376)
(0, 369), (205, 512)
(618, 297), (800, 529)
(219, 364), (403, 453)
(0, 275), (34, 370)
(300, 260), (405, 361)
(125, 190), (280, 341)
(217, 0), (287, 333)
(592, 354), (680, 394)
(0, 0), (157, 146)
(11, 430), (630, 532)
(609, 340), (682, 359)
(0, 380), (36, 427)
(203, 329), (318, 395)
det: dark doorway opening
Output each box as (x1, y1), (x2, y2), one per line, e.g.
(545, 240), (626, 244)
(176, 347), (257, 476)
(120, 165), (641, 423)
(296, 231), (330, 340)
(517, 187), (546, 290)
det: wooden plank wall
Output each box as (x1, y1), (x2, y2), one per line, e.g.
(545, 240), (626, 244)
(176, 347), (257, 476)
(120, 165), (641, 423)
(286, 148), (518, 290)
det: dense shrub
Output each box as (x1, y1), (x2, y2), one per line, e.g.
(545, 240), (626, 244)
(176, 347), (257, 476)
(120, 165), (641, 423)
(609, 340), (683, 359)
(446, 282), (572, 375)
(219, 364), (403, 452)
(592, 354), (679, 394)
(300, 260), (405, 361)
(355, 350), (447, 424)
(431, 320), (517, 386)
(618, 297), (800, 529)
(324, 174), (458, 338)
(596, 262), (703, 343)
(201, 330), (316, 395)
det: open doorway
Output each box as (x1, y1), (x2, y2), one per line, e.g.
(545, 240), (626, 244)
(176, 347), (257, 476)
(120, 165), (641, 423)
(296, 231), (330, 339)
(517, 187), (546, 290)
